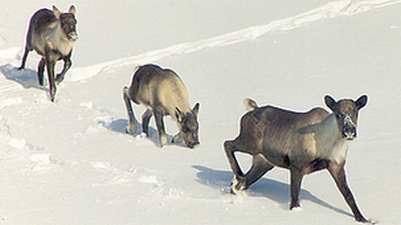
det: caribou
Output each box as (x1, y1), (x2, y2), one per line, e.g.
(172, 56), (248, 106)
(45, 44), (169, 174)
(18, 5), (78, 102)
(123, 64), (200, 148)
(224, 95), (372, 223)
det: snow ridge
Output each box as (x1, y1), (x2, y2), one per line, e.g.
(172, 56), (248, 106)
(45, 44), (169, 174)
(68, 0), (401, 82)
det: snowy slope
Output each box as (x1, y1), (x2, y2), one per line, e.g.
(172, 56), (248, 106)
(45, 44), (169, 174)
(0, 0), (400, 224)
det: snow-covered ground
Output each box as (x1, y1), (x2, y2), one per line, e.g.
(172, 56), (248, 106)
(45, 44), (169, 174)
(0, 0), (400, 224)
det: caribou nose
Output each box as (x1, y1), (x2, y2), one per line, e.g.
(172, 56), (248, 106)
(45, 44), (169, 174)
(343, 126), (357, 141)
(68, 32), (78, 42)
(343, 116), (357, 141)
(188, 141), (200, 149)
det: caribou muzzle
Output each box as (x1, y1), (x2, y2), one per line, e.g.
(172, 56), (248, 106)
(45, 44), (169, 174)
(68, 31), (78, 42)
(343, 115), (357, 141)
(187, 140), (200, 149)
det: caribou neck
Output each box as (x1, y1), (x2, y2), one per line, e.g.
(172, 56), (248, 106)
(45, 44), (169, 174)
(315, 114), (348, 164)
(48, 23), (73, 56)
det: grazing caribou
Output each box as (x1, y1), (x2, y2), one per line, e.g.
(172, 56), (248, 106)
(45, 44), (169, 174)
(18, 5), (78, 102)
(123, 64), (200, 148)
(224, 95), (372, 223)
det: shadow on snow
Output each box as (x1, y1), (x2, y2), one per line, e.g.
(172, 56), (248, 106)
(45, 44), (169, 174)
(193, 165), (353, 218)
(104, 118), (184, 148)
(0, 63), (46, 90)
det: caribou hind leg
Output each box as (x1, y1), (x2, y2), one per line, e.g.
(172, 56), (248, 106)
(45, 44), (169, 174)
(123, 87), (139, 134)
(18, 27), (33, 70)
(224, 140), (245, 179)
(142, 109), (152, 136)
(224, 139), (274, 194)
(18, 46), (31, 70)
(37, 58), (45, 86)
(242, 154), (274, 190)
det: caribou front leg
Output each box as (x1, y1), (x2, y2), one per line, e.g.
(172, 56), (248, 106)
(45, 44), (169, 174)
(154, 106), (168, 147)
(290, 167), (304, 210)
(55, 53), (72, 84)
(328, 162), (371, 223)
(45, 59), (57, 102)
(172, 133), (183, 144)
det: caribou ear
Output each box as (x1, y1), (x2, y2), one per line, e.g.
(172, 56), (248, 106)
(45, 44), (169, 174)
(175, 107), (183, 123)
(69, 5), (76, 15)
(324, 95), (337, 111)
(192, 103), (200, 116)
(355, 95), (368, 110)
(53, 5), (62, 19)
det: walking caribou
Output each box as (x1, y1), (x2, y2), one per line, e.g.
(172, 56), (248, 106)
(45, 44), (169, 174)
(123, 64), (200, 148)
(18, 5), (78, 102)
(224, 95), (372, 223)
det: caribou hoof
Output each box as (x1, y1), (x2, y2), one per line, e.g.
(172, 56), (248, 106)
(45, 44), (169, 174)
(125, 123), (137, 134)
(55, 75), (64, 84)
(172, 133), (183, 143)
(230, 176), (246, 195)
(290, 202), (301, 210)
(159, 134), (168, 147)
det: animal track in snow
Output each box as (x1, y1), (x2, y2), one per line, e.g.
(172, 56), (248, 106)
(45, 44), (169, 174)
(0, 97), (22, 109)
(138, 175), (159, 184)
(8, 138), (26, 149)
(89, 161), (136, 186)
(68, 0), (401, 83)
(28, 153), (67, 171)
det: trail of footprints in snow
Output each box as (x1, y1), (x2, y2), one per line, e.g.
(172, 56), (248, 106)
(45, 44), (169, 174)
(88, 161), (198, 200)
(68, 0), (401, 82)
(89, 161), (162, 187)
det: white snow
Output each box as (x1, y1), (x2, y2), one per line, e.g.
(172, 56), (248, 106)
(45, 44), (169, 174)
(0, 0), (400, 224)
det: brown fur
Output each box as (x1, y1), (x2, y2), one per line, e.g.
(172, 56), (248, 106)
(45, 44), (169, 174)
(224, 95), (370, 223)
(18, 5), (78, 102)
(123, 64), (200, 148)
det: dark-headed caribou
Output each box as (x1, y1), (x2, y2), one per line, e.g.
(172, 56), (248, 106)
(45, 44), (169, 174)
(18, 5), (78, 102)
(224, 95), (372, 223)
(123, 64), (200, 148)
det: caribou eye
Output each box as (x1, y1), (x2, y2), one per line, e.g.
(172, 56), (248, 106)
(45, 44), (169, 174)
(335, 112), (344, 119)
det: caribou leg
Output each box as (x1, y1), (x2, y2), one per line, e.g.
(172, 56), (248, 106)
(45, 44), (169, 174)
(18, 47), (30, 70)
(37, 58), (45, 86)
(55, 52), (72, 84)
(224, 139), (251, 193)
(328, 162), (369, 223)
(123, 87), (138, 134)
(290, 167), (304, 210)
(154, 105), (167, 147)
(243, 154), (274, 189)
(142, 109), (152, 136)
(45, 59), (57, 102)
